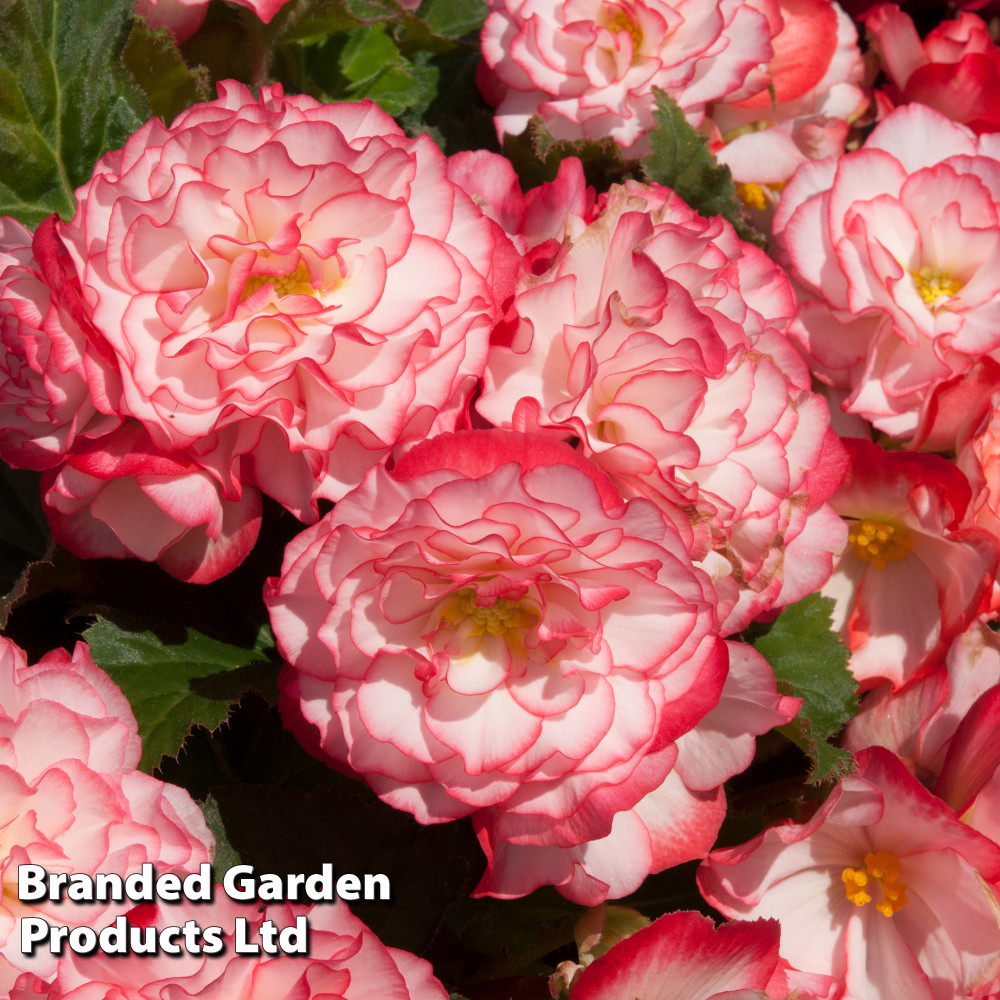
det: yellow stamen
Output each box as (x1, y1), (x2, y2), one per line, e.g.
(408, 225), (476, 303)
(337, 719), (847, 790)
(242, 260), (316, 300)
(737, 183), (769, 212)
(912, 265), (962, 308)
(846, 517), (913, 570)
(842, 850), (908, 917)
(440, 588), (529, 638)
(603, 5), (643, 56)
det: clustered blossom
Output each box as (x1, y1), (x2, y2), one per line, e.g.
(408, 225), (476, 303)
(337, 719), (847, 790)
(17, 0), (1000, 990)
(0, 81), (516, 582)
(475, 171), (847, 633)
(774, 103), (1000, 445)
(707, 0), (867, 193)
(478, 0), (776, 151)
(0, 637), (213, 992)
(267, 430), (798, 903)
(866, 4), (1000, 134)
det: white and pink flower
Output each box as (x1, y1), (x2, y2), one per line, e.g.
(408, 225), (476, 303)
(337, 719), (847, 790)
(0, 637), (213, 991)
(698, 745), (1000, 1000)
(569, 909), (786, 1000)
(472, 641), (800, 904)
(52, 81), (515, 520)
(41, 422), (262, 585)
(774, 103), (1000, 445)
(866, 4), (1000, 134)
(476, 179), (847, 633)
(478, 0), (775, 151)
(267, 429), (729, 901)
(707, 0), (867, 192)
(0, 217), (119, 471)
(820, 438), (997, 689)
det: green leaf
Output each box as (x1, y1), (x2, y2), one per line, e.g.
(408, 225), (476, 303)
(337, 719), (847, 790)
(83, 616), (279, 772)
(124, 18), (211, 126)
(418, 0), (487, 39)
(339, 21), (402, 84)
(641, 89), (764, 248)
(503, 116), (641, 193)
(748, 594), (858, 783)
(0, 0), (149, 226)
(201, 795), (243, 873)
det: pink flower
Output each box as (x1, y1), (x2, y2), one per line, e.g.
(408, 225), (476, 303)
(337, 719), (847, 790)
(41, 422), (262, 584)
(698, 746), (1000, 1000)
(14, 899), (446, 1000)
(53, 81), (515, 519)
(268, 430), (728, 901)
(774, 103), (1000, 444)
(843, 620), (1000, 781)
(23, 896), (259, 999)
(820, 438), (997, 689)
(0, 217), (119, 471)
(472, 641), (800, 904)
(0, 638), (213, 991)
(707, 0), (867, 189)
(569, 910), (785, 1000)
(134, 0), (207, 42)
(135, 0), (291, 42)
(187, 902), (448, 1000)
(959, 392), (1000, 606)
(478, 0), (775, 151)
(866, 5), (1000, 134)
(476, 180), (847, 633)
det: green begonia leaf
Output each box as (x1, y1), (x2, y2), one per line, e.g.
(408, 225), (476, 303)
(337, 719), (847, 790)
(749, 593), (858, 783)
(0, 0), (148, 226)
(83, 616), (279, 773)
(641, 89), (765, 247)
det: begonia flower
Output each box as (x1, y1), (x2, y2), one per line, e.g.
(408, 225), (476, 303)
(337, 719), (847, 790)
(866, 5), (1000, 134)
(41, 422), (262, 584)
(0, 638), (213, 991)
(49, 81), (516, 519)
(708, 0), (867, 193)
(698, 745), (1000, 1000)
(478, 0), (776, 152)
(476, 179), (847, 633)
(821, 438), (997, 690)
(13, 899), (446, 1000)
(267, 430), (729, 902)
(185, 901), (449, 1000)
(569, 909), (785, 1000)
(774, 103), (1000, 444)
(472, 641), (800, 903)
(135, 0), (291, 43)
(843, 619), (1000, 781)
(0, 217), (120, 471)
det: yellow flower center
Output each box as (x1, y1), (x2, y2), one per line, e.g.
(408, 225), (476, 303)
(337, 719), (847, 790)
(737, 183), (769, 211)
(842, 850), (908, 917)
(912, 266), (962, 308)
(603, 4), (643, 55)
(242, 260), (316, 300)
(847, 518), (913, 570)
(440, 588), (531, 638)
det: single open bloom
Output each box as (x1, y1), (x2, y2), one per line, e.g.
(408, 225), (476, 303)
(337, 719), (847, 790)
(774, 103), (1000, 445)
(698, 746), (1000, 1000)
(478, 0), (775, 151)
(268, 430), (728, 901)
(51, 80), (514, 519)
